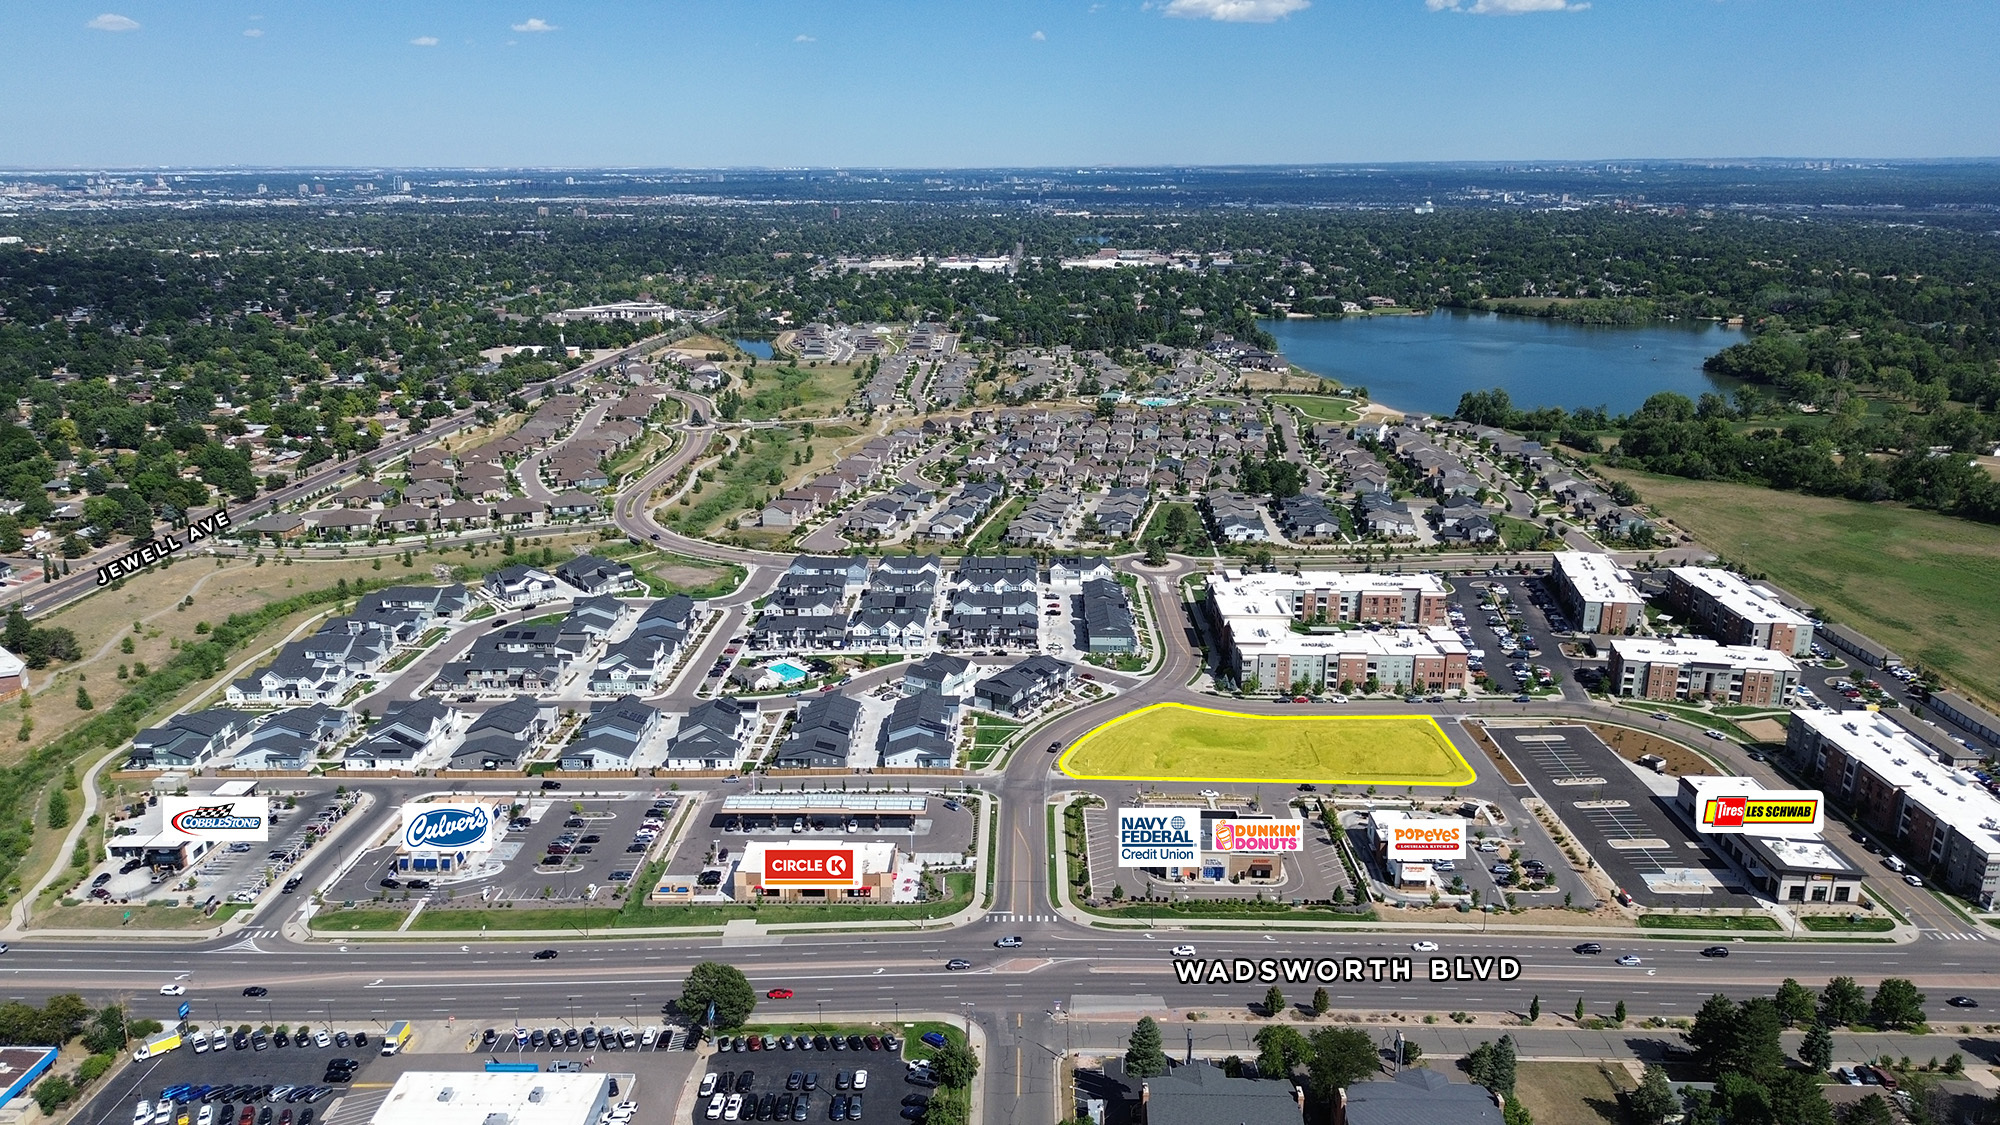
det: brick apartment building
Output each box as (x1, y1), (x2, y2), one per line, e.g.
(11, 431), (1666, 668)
(1607, 638), (1800, 705)
(1787, 710), (2000, 907)
(1550, 553), (1643, 636)
(1663, 567), (1815, 656)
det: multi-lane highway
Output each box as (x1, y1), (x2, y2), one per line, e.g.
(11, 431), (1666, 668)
(6, 372), (1999, 1125)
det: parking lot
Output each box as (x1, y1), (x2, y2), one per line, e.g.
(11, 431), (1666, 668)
(1489, 724), (1756, 908)
(690, 1031), (919, 1124)
(325, 794), (678, 909)
(70, 1023), (382, 1125)
(81, 789), (354, 912)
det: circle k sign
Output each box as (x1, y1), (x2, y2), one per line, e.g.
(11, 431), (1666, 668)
(763, 846), (859, 887)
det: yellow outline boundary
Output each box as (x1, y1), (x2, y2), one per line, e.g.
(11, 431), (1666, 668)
(1056, 701), (1478, 787)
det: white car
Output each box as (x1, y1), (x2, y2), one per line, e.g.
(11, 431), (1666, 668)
(197, 1106), (214, 1125)
(314, 1029), (331, 1048)
(133, 1102), (152, 1125)
(154, 1104), (172, 1125)
(852, 1070), (867, 1090)
(1170, 944), (1197, 957)
(1199, 789), (1220, 799)
(700, 1074), (718, 1097)
(1615, 955), (1644, 966)
(1411, 941), (1440, 953)
(191, 1032), (209, 1053)
(1904, 873), (1925, 887)
(723, 1093), (743, 1121)
(209, 1033), (228, 1052)
(704, 1093), (724, 1120)
(158, 984), (185, 996)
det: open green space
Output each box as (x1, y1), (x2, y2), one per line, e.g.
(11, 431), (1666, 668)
(1600, 468), (2000, 708)
(1634, 912), (1783, 932)
(670, 429), (798, 536)
(1059, 702), (1475, 786)
(1799, 914), (1895, 933)
(737, 364), (860, 420)
(1269, 394), (1360, 423)
(1141, 501), (1213, 551)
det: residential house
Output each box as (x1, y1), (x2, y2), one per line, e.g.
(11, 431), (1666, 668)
(228, 705), (353, 771)
(666, 697), (757, 769)
(562, 696), (665, 770)
(904, 654), (976, 698)
(128, 709), (254, 769)
(1081, 578), (1139, 655)
(974, 656), (1077, 716)
(486, 564), (563, 607)
(450, 696), (555, 770)
(773, 694), (864, 769)
(879, 691), (960, 768)
(555, 554), (638, 596)
(345, 699), (461, 771)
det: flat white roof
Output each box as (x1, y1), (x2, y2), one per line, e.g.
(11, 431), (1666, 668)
(1230, 624), (1467, 662)
(1611, 637), (1800, 673)
(1210, 570), (1445, 608)
(1796, 710), (2000, 858)
(1553, 552), (1643, 607)
(721, 795), (928, 813)
(738, 839), (901, 876)
(372, 1071), (608, 1125)
(1668, 567), (1812, 628)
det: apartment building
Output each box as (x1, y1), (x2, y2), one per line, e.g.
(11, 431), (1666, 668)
(1220, 618), (1469, 694)
(1550, 552), (1643, 635)
(1787, 709), (2000, 907)
(1663, 567), (1814, 656)
(1205, 570), (1449, 628)
(1607, 638), (1800, 705)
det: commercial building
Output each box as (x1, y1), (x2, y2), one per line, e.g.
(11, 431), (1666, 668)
(1925, 690), (2000, 747)
(729, 839), (907, 903)
(1819, 622), (1900, 670)
(1787, 710), (2000, 906)
(1663, 567), (1816, 656)
(370, 1072), (610, 1125)
(1098, 1059), (1302, 1125)
(1606, 638), (1800, 705)
(0, 1047), (59, 1109)
(1671, 776), (1862, 904)
(1550, 552), (1643, 635)
(1204, 570), (1449, 627)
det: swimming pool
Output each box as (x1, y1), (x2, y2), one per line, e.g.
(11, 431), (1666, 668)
(768, 660), (809, 684)
(1137, 396), (1180, 407)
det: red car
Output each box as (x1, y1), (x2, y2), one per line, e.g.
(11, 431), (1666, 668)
(767, 988), (794, 999)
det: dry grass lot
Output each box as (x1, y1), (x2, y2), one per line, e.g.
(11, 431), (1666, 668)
(1061, 703), (1476, 786)
(1601, 468), (2000, 709)
(1509, 1061), (1636, 1125)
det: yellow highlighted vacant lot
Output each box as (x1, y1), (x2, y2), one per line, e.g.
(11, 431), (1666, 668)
(1059, 703), (1476, 786)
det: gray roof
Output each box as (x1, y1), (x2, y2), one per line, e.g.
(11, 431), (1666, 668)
(1102, 1060), (1300, 1125)
(1342, 1069), (1503, 1125)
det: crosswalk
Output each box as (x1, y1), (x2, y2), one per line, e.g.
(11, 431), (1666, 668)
(988, 913), (1057, 924)
(1924, 930), (1989, 940)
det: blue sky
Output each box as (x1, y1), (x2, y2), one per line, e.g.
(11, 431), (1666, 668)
(3, 1), (1994, 168)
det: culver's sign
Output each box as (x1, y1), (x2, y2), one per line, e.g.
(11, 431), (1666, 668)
(161, 796), (270, 842)
(400, 804), (497, 851)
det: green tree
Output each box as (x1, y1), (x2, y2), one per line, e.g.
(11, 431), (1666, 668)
(1124, 1017), (1169, 1079)
(46, 787), (69, 829)
(1263, 985), (1286, 1017)
(75, 685), (92, 710)
(1844, 1093), (1893, 1125)
(1502, 1100), (1533, 1125)
(1730, 997), (1786, 1081)
(1868, 978), (1926, 1030)
(1467, 1035), (1518, 1096)
(1629, 1065), (1676, 1125)
(1774, 978), (1817, 1027)
(1143, 539), (1168, 566)
(1312, 987), (1330, 1017)
(1527, 995), (1539, 1023)
(1820, 976), (1867, 1027)
(1687, 994), (1739, 1078)
(1800, 1023), (1833, 1073)
(33, 1075), (74, 1115)
(1253, 1025), (1312, 1079)
(1306, 1028), (1379, 1106)
(1574, 997), (1586, 1022)
(677, 961), (756, 1030)
(1763, 1069), (1834, 1125)
(930, 1041), (979, 1089)
(1614, 1000), (1627, 1024)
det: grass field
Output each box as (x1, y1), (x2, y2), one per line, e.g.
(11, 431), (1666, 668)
(1601, 469), (2000, 708)
(1270, 394), (1360, 423)
(1509, 1062), (1634, 1125)
(1059, 703), (1476, 786)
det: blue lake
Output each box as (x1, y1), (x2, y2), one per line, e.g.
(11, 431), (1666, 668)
(734, 338), (775, 360)
(1261, 311), (1748, 418)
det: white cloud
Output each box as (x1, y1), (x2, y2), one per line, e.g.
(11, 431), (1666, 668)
(1426, 0), (1587, 12)
(1031, 29), (1047, 40)
(794, 33), (815, 42)
(1162, 0), (1309, 22)
(510, 17), (558, 32)
(410, 35), (439, 46)
(242, 28), (262, 37)
(86, 13), (139, 32)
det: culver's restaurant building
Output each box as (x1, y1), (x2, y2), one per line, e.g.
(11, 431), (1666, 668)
(394, 801), (504, 874)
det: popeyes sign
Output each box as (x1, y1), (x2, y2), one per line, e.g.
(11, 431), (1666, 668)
(1383, 816), (1468, 860)
(763, 847), (859, 887)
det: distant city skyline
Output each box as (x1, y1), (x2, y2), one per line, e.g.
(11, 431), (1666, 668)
(3, 1), (1994, 168)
